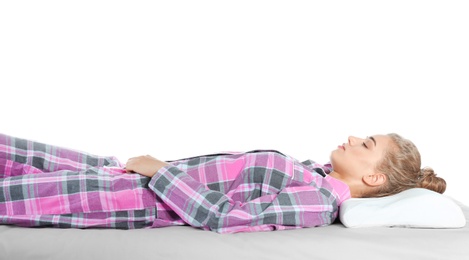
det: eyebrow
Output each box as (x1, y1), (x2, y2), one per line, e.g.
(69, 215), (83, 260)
(369, 136), (377, 146)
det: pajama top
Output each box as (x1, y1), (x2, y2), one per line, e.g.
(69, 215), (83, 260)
(0, 133), (350, 233)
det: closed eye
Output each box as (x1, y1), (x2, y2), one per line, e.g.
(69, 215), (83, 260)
(362, 142), (368, 148)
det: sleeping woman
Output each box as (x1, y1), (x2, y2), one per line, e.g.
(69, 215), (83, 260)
(0, 133), (446, 233)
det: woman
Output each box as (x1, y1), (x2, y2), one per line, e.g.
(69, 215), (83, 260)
(0, 133), (445, 233)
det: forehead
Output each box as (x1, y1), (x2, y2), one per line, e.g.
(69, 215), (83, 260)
(370, 134), (392, 148)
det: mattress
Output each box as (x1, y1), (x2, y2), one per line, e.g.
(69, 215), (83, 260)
(1, 199), (468, 260)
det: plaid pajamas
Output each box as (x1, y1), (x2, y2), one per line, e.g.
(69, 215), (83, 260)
(0, 133), (157, 229)
(1, 133), (342, 233)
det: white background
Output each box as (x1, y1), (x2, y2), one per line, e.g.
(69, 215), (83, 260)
(1, 1), (468, 205)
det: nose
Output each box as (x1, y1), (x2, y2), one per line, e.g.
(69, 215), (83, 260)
(348, 136), (361, 145)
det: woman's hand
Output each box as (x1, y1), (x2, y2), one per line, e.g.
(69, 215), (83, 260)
(125, 155), (169, 177)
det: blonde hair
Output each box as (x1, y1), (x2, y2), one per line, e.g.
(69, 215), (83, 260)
(368, 133), (446, 198)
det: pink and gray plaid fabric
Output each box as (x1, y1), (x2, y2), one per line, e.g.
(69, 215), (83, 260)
(1, 133), (341, 233)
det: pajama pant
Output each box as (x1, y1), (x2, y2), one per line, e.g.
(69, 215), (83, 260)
(0, 133), (158, 229)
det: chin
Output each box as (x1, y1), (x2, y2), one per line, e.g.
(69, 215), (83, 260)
(329, 151), (338, 164)
(328, 157), (336, 169)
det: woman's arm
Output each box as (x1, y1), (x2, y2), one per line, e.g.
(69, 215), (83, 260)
(124, 155), (169, 177)
(125, 155), (338, 233)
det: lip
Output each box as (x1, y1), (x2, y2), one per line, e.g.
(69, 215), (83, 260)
(338, 144), (345, 150)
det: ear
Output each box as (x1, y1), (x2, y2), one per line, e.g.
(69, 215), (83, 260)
(363, 173), (387, 187)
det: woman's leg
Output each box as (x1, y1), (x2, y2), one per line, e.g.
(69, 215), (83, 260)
(0, 166), (158, 228)
(1, 209), (157, 229)
(0, 133), (123, 177)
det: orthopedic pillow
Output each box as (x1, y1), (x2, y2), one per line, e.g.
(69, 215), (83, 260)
(339, 188), (466, 228)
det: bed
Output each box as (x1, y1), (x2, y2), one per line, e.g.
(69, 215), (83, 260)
(1, 197), (467, 260)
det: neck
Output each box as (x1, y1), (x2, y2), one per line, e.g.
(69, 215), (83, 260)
(329, 171), (364, 198)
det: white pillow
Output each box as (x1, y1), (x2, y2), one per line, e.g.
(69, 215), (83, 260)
(339, 188), (466, 228)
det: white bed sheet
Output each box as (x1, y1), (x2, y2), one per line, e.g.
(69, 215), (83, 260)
(1, 199), (468, 260)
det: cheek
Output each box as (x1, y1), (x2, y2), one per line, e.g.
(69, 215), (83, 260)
(354, 154), (380, 173)
(361, 151), (384, 167)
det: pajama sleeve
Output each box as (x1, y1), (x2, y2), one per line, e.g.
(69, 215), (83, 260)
(148, 165), (338, 233)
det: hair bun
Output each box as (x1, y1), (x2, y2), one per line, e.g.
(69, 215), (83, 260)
(417, 167), (446, 194)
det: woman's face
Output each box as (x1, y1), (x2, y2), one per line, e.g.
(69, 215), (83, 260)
(329, 134), (393, 181)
